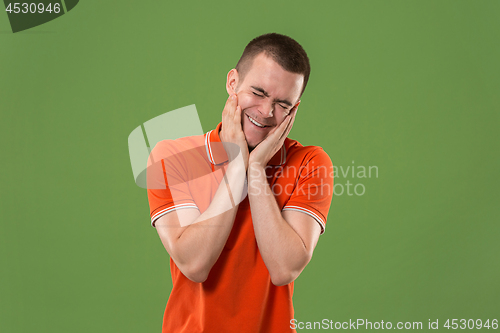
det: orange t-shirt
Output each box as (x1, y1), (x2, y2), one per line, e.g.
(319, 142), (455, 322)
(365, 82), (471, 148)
(147, 122), (334, 333)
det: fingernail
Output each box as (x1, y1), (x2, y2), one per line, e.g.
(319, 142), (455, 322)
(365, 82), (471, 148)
(231, 94), (236, 100)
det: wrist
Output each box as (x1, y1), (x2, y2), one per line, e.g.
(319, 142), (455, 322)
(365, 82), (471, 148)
(219, 127), (225, 143)
(247, 163), (266, 179)
(248, 155), (266, 168)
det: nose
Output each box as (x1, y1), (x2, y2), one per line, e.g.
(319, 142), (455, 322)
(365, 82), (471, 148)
(258, 101), (274, 118)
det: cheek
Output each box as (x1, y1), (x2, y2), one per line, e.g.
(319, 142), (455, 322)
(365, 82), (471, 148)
(274, 111), (288, 125)
(237, 94), (258, 110)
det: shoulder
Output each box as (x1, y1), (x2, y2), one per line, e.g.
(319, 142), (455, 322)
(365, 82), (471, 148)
(152, 133), (205, 152)
(150, 133), (207, 161)
(150, 134), (207, 164)
(284, 138), (333, 169)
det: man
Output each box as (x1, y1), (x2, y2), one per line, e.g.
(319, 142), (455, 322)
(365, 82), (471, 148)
(147, 33), (334, 332)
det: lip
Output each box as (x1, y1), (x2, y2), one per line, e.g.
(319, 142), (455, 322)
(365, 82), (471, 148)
(245, 114), (272, 129)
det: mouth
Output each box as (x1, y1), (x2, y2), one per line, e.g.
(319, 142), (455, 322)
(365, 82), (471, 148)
(246, 114), (271, 129)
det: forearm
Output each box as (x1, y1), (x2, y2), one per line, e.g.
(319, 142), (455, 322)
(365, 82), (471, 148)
(171, 162), (247, 282)
(247, 165), (311, 286)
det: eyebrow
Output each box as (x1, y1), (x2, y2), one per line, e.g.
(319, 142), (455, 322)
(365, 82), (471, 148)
(251, 86), (293, 107)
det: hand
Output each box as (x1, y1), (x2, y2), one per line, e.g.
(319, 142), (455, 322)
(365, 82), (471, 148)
(219, 94), (249, 169)
(248, 105), (298, 169)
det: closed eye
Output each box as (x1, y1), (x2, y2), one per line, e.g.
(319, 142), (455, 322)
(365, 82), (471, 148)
(252, 92), (264, 98)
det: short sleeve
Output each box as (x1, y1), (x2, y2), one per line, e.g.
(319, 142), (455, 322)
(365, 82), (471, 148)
(146, 140), (198, 227)
(282, 148), (334, 234)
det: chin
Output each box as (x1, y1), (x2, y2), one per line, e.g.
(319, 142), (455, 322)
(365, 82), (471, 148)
(246, 141), (257, 152)
(242, 132), (256, 146)
(245, 135), (264, 150)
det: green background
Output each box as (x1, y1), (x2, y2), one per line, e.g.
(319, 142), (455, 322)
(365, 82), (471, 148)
(1, 1), (498, 332)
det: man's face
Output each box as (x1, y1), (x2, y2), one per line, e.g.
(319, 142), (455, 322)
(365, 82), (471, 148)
(230, 53), (304, 149)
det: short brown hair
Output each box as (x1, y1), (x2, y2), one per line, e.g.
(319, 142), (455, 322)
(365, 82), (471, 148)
(235, 33), (311, 96)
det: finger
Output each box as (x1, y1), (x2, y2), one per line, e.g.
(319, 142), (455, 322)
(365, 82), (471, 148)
(265, 114), (290, 142)
(278, 116), (294, 141)
(232, 95), (240, 121)
(223, 94), (238, 118)
(234, 105), (241, 123)
(278, 108), (297, 141)
(285, 115), (295, 138)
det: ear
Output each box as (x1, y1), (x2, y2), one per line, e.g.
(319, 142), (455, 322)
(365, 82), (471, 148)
(226, 69), (239, 95)
(293, 100), (301, 111)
